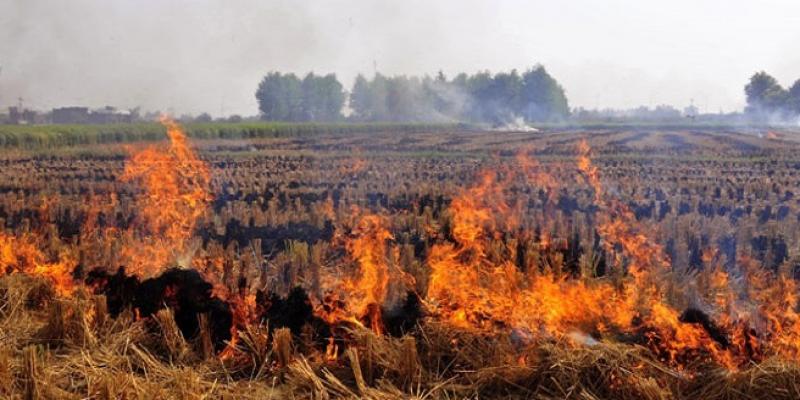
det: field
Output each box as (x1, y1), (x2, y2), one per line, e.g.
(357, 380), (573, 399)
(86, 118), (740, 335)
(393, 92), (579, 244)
(3, 122), (800, 399)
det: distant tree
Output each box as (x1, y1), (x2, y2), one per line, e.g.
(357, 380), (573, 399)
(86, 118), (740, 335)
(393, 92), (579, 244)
(350, 74), (372, 120)
(227, 114), (243, 123)
(345, 65), (569, 123)
(788, 80), (800, 115)
(256, 72), (302, 121)
(422, 74), (462, 120)
(487, 69), (523, 122)
(520, 65), (570, 122)
(300, 73), (345, 121)
(465, 71), (494, 122)
(317, 73), (346, 120)
(370, 74), (391, 121)
(195, 112), (213, 123)
(385, 76), (417, 121)
(745, 71), (788, 116)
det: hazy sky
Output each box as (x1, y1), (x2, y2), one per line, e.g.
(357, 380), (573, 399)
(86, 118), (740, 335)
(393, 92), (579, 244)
(1, 0), (799, 116)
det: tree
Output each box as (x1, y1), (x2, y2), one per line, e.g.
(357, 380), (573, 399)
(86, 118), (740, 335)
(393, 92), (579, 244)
(486, 69), (522, 122)
(256, 72), (302, 121)
(386, 76), (418, 121)
(257, 67), (573, 123)
(370, 74), (391, 121)
(256, 71), (344, 121)
(300, 73), (345, 121)
(195, 112), (213, 123)
(465, 71), (494, 122)
(350, 74), (371, 120)
(520, 65), (570, 122)
(745, 71), (788, 116)
(788, 79), (800, 116)
(317, 73), (346, 121)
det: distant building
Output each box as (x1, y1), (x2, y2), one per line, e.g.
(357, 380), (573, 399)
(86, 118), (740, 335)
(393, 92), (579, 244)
(51, 106), (133, 124)
(52, 107), (90, 124)
(8, 107), (46, 125)
(88, 106), (132, 124)
(8, 107), (22, 124)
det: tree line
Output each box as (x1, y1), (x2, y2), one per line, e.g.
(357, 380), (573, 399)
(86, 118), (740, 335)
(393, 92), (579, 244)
(745, 72), (800, 120)
(255, 66), (569, 124)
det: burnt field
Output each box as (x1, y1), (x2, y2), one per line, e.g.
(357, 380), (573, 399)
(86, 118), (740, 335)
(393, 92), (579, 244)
(3, 123), (800, 399)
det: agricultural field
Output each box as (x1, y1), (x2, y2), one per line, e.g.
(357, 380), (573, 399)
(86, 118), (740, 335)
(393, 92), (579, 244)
(3, 121), (800, 399)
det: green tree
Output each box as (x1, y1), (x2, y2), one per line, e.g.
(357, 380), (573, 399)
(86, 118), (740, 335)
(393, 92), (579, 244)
(347, 66), (570, 123)
(318, 73), (346, 121)
(745, 71), (788, 115)
(350, 74), (372, 120)
(300, 73), (345, 121)
(256, 72), (302, 121)
(520, 65), (570, 122)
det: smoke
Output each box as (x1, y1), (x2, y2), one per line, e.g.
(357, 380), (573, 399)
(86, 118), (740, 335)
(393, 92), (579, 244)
(742, 107), (800, 128)
(491, 116), (539, 132)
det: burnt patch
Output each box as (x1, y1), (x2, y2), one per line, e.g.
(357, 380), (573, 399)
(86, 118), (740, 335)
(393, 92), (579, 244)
(382, 291), (423, 337)
(86, 267), (233, 351)
(256, 286), (317, 335)
(679, 307), (730, 348)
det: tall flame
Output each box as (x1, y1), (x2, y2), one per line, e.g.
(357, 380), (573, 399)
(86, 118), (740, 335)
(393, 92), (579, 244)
(318, 212), (399, 334)
(118, 116), (211, 277)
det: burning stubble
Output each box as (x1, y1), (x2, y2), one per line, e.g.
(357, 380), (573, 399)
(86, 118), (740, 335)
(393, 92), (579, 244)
(5, 125), (800, 398)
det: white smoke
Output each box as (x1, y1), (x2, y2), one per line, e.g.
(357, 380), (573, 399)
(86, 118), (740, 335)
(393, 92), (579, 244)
(491, 116), (540, 132)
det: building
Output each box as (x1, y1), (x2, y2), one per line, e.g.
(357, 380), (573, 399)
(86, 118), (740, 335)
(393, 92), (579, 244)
(52, 107), (90, 124)
(88, 106), (133, 124)
(8, 107), (46, 125)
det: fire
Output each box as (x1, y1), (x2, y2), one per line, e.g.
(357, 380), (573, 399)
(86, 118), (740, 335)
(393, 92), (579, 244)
(317, 212), (399, 334)
(577, 139), (724, 365)
(0, 231), (75, 296)
(118, 116), (211, 277)
(5, 121), (800, 372)
(574, 139), (800, 369)
(424, 156), (631, 338)
(422, 140), (795, 370)
(342, 214), (393, 333)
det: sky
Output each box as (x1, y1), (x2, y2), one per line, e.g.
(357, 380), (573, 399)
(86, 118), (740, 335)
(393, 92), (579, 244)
(1, 0), (799, 117)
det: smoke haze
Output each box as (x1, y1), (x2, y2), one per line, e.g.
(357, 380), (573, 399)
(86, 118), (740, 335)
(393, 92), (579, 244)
(1, 0), (799, 116)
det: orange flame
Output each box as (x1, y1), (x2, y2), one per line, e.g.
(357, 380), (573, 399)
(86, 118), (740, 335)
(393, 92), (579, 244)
(318, 212), (397, 334)
(118, 116), (211, 277)
(0, 231), (75, 296)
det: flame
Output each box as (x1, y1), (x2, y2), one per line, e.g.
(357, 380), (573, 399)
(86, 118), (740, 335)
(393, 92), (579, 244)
(575, 139), (780, 369)
(340, 158), (368, 175)
(118, 116), (211, 277)
(317, 212), (397, 334)
(765, 131), (780, 140)
(423, 140), (789, 370)
(339, 148), (368, 175)
(423, 156), (633, 338)
(0, 231), (75, 296)
(343, 214), (393, 333)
